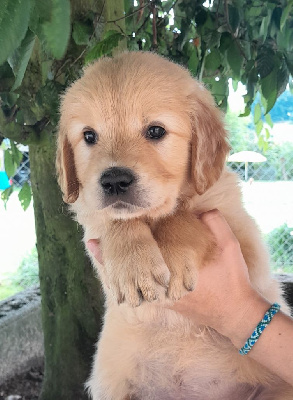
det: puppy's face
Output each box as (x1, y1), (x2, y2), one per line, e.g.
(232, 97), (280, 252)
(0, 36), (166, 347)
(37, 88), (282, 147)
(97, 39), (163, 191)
(57, 52), (229, 220)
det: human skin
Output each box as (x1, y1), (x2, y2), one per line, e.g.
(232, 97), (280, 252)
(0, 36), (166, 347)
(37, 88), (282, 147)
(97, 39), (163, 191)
(87, 209), (293, 387)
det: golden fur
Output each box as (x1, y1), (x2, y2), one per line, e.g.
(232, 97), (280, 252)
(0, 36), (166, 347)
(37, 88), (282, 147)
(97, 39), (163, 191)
(56, 52), (293, 400)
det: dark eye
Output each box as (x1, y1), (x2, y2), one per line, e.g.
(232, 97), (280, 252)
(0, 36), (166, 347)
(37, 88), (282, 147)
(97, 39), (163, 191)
(146, 126), (166, 140)
(83, 129), (98, 144)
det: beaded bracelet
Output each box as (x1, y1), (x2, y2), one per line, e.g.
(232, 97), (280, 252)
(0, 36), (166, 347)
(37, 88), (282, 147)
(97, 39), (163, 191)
(239, 303), (281, 356)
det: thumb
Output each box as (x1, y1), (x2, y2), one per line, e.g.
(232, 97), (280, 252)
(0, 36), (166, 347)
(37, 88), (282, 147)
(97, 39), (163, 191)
(200, 209), (238, 249)
(87, 239), (103, 265)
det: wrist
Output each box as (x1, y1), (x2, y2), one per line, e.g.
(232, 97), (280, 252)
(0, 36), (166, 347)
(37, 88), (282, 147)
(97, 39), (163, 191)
(223, 291), (271, 349)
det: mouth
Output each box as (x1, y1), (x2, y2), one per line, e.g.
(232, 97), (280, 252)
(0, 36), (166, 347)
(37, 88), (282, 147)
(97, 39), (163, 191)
(111, 201), (136, 210)
(105, 200), (147, 219)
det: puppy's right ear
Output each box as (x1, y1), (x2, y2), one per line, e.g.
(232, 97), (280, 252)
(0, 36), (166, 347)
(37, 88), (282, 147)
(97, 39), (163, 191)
(56, 129), (79, 204)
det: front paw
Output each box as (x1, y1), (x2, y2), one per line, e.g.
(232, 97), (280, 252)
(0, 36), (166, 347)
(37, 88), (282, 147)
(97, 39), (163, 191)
(163, 248), (197, 301)
(106, 243), (170, 307)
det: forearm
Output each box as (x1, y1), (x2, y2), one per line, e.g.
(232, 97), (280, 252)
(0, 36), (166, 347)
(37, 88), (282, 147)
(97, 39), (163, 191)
(248, 311), (293, 386)
(230, 297), (293, 387)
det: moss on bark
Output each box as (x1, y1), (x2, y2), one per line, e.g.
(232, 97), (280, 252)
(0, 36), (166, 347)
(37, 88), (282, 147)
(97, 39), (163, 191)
(30, 136), (104, 400)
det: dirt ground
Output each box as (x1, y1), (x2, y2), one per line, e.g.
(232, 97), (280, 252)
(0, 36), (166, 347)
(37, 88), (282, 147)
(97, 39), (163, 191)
(0, 366), (43, 400)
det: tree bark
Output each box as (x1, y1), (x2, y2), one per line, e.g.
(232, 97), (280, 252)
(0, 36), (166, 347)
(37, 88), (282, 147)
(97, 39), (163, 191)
(30, 135), (104, 399)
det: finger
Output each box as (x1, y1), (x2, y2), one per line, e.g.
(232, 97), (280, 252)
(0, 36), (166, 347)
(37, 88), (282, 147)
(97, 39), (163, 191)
(87, 239), (104, 265)
(200, 209), (237, 248)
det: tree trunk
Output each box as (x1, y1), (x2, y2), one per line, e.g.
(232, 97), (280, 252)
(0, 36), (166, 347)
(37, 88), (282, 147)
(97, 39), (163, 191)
(30, 135), (104, 400)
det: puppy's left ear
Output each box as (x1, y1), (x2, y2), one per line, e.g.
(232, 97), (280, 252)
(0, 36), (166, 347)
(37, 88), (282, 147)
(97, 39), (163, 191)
(189, 86), (230, 194)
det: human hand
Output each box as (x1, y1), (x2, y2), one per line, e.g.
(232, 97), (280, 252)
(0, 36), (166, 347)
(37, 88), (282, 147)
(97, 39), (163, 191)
(170, 209), (270, 347)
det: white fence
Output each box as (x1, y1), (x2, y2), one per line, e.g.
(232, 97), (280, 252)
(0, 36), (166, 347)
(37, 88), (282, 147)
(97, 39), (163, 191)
(228, 156), (293, 273)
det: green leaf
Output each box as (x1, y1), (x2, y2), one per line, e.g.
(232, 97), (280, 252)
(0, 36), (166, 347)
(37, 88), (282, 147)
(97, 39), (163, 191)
(0, 92), (19, 107)
(258, 135), (264, 149)
(255, 119), (263, 135)
(0, 61), (14, 80)
(4, 149), (16, 178)
(124, 0), (133, 14)
(260, 68), (278, 114)
(29, 0), (50, 38)
(0, 0), (31, 66)
(232, 79), (238, 91)
(289, 78), (293, 95)
(8, 29), (35, 90)
(256, 47), (275, 78)
(72, 21), (92, 45)
(228, 5), (240, 33)
(278, 4), (289, 31)
(41, 60), (53, 85)
(265, 113), (273, 128)
(239, 105), (251, 117)
(254, 103), (262, 124)
(1, 186), (13, 208)
(226, 40), (242, 79)
(285, 52), (293, 76)
(85, 31), (124, 64)
(10, 141), (23, 165)
(217, 24), (229, 33)
(277, 59), (290, 96)
(247, 6), (262, 17)
(265, 127), (271, 140)
(262, 139), (269, 153)
(259, 11), (271, 42)
(188, 50), (199, 76)
(18, 182), (32, 211)
(205, 48), (221, 72)
(42, 0), (71, 59)
(207, 77), (228, 106)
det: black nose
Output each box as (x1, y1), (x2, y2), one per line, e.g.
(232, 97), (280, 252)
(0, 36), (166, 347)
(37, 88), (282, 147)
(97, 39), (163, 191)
(100, 167), (135, 196)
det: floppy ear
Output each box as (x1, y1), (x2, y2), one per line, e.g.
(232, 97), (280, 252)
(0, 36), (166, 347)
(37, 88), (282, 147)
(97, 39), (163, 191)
(56, 129), (79, 204)
(189, 88), (230, 194)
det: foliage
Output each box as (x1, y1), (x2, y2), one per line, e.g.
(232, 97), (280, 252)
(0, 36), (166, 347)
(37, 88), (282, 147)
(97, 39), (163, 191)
(267, 224), (293, 271)
(225, 108), (256, 153)
(3, 140), (23, 178)
(18, 181), (32, 211)
(1, 0), (293, 209)
(124, 0), (293, 148)
(0, 0), (123, 209)
(0, 247), (39, 300)
(265, 141), (293, 180)
(227, 125), (293, 181)
(0, 280), (23, 301)
(13, 246), (39, 288)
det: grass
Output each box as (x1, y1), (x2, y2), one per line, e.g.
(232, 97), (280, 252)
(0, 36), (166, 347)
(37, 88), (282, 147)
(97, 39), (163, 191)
(0, 245), (39, 301)
(0, 281), (24, 301)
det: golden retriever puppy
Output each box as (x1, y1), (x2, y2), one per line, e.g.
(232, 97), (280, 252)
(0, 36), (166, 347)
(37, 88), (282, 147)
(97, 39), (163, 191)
(56, 52), (293, 400)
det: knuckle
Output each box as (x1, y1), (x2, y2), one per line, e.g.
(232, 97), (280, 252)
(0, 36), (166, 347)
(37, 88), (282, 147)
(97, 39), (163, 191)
(224, 237), (240, 251)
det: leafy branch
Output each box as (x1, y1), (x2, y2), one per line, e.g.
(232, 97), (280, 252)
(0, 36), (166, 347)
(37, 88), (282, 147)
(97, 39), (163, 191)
(0, 111), (51, 145)
(224, 0), (248, 62)
(107, 1), (151, 23)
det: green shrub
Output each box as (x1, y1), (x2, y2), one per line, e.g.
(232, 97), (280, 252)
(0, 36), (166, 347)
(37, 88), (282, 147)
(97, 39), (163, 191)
(267, 224), (293, 272)
(13, 246), (39, 288)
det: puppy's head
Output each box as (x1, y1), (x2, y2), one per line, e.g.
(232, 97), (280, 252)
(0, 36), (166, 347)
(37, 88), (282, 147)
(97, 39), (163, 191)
(56, 52), (229, 219)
